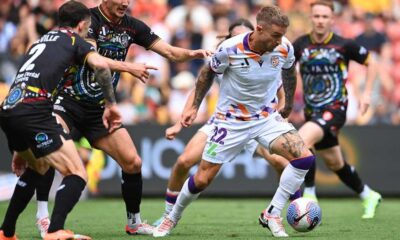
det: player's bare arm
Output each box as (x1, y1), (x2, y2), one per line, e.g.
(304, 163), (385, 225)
(86, 38), (158, 83)
(151, 39), (212, 62)
(181, 66), (215, 127)
(280, 64), (297, 118)
(360, 55), (378, 115)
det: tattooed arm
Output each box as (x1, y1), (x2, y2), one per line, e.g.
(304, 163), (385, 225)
(181, 65), (215, 127)
(94, 67), (116, 105)
(193, 65), (215, 109)
(86, 53), (116, 105)
(86, 52), (122, 132)
(279, 64), (297, 118)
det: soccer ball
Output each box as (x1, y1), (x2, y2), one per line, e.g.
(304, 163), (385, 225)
(286, 197), (322, 232)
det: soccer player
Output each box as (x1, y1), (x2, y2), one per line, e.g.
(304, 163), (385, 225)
(293, 0), (381, 218)
(152, 18), (296, 227)
(0, 1), (122, 239)
(48, 0), (211, 236)
(153, 5), (315, 238)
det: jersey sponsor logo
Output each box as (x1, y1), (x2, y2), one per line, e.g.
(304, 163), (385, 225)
(35, 132), (54, 149)
(7, 87), (23, 105)
(271, 56), (279, 68)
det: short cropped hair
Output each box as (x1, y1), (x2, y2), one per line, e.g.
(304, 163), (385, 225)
(256, 5), (289, 28)
(310, 0), (334, 12)
(59, 0), (91, 28)
(226, 18), (254, 39)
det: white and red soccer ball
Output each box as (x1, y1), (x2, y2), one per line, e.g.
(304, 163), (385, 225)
(286, 197), (322, 232)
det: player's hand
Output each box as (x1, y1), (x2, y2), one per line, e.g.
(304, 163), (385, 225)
(102, 104), (122, 133)
(181, 106), (198, 127)
(279, 105), (293, 119)
(126, 63), (158, 83)
(165, 122), (183, 140)
(189, 49), (213, 59)
(12, 153), (27, 177)
(359, 94), (371, 115)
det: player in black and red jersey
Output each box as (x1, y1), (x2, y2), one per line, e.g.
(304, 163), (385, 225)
(0, 1), (134, 239)
(45, 0), (211, 236)
(292, 0), (381, 218)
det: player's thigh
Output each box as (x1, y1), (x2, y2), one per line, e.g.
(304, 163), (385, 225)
(298, 121), (324, 148)
(317, 145), (344, 170)
(92, 128), (140, 166)
(18, 149), (49, 175)
(178, 131), (208, 167)
(270, 130), (311, 160)
(39, 137), (87, 180)
(54, 113), (70, 134)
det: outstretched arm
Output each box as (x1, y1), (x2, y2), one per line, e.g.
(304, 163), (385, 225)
(181, 65), (215, 127)
(280, 65), (297, 118)
(150, 39), (212, 62)
(85, 39), (158, 83)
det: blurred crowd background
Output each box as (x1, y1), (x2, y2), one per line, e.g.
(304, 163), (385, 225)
(1, 0), (400, 127)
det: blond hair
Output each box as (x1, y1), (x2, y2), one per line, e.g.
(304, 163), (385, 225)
(256, 5), (289, 27)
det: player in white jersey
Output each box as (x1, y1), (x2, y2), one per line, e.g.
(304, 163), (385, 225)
(152, 19), (296, 227)
(154, 6), (315, 238)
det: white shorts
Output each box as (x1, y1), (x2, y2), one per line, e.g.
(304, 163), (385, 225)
(199, 119), (259, 155)
(202, 111), (295, 164)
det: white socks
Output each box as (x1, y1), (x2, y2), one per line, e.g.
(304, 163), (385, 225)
(359, 185), (371, 200)
(127, 212), (142, 226)
(164, 189), (180, 215)
(268, 164), (308, 216)
(36, 201), (49, 220)
(303, 186), (316, 196)
(169, 178), (201, 223)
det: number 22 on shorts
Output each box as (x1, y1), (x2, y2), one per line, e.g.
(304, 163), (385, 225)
(206, 127), (227, 157)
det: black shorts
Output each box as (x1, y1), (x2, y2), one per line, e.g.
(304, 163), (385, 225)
(0, 102), (69, 158)
(305, 105), (347, 150)
(53, 93), (117, 144)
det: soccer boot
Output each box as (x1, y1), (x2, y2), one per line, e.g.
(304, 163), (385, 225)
(126, 222), (155, 235)
(259, 210), (289, 238)
(152, 215), (166, 227)
(362, 190), (382, 219)
(0, 230), (18, 240)
(153, 217), (177, 238)
(36, 217), (50, 238)
(43, 230), (91, 240)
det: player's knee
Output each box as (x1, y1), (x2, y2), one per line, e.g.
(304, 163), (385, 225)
(194, 174), (213, 189)
(325, 160), (343, 171)
(121, 155), (142, 173)
(61, 168), (88, 182)
(176, 154), (195, 171)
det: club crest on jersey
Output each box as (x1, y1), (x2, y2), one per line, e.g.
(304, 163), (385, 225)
(120, 33), (130, 48)
(271, 56), (279, 68)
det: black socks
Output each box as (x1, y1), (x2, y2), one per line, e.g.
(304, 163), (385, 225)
(1, 168), (40, 237)
(121, 171), (142, 215)
(47, 175), (86, 233)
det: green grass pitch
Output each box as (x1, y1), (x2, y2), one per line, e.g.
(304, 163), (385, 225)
(1, 198), (399, 239)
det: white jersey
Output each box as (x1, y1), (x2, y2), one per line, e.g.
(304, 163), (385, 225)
(210, 32), (294, 121)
